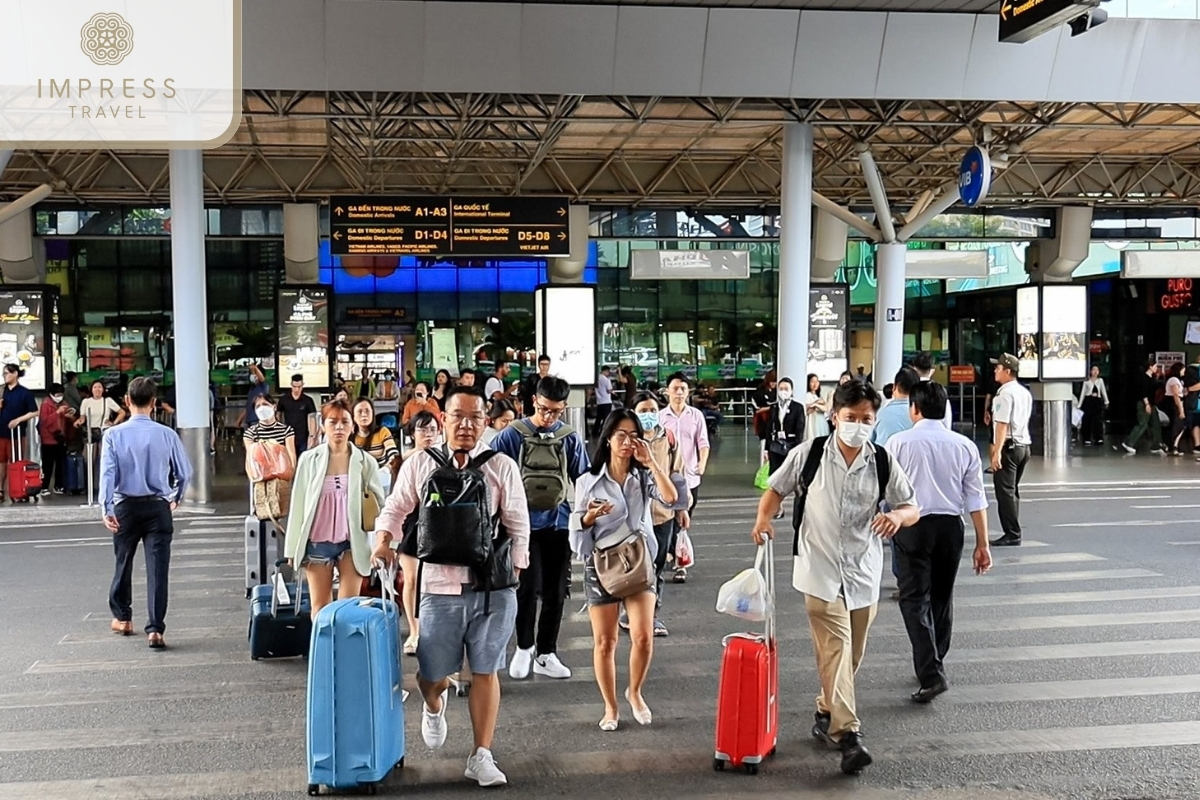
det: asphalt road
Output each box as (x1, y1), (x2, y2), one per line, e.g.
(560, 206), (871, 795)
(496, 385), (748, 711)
(1, 440), (1199, 799)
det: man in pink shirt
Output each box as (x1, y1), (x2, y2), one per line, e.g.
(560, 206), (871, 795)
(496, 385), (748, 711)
(374, 386), (530, 788)
(658, 372), (710, 583)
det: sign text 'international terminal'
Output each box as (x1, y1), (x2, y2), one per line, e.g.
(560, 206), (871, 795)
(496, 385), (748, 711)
(329, 196), (571, 257)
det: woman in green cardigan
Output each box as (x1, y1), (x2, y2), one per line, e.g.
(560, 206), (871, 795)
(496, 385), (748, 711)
(285, 398), (387, 616)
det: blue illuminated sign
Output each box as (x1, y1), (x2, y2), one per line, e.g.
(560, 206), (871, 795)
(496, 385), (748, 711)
(958, 145), (992, 208)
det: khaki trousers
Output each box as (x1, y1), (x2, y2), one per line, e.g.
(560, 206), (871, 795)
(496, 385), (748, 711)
(805, 594), (878, 739)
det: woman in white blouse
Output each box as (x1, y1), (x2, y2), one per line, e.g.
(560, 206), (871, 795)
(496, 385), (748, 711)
(74, 380), (126, 444)
(570, 410), (677, 732)
(803, 373), (830, 442)
(1077, 365), (1110, 446)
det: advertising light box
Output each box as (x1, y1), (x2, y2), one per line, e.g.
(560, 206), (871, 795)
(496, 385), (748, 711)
(1040, 284), (1088, 380)
(808, 286), (849, 382)
(1015, 285), (1040, 380)
(276, 286), (333, 391)
(0, 288), (58, 391)
(535, 286), (597, 387)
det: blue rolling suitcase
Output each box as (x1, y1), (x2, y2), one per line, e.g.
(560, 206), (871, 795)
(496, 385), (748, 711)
(63, 453), (85, 495)
(306, 567), (405, 796)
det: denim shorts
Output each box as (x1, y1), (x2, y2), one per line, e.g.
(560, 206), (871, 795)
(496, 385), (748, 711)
(582, 556), (622, 608)
(303, 539), (351, 566)
(416, 587), (517, 681)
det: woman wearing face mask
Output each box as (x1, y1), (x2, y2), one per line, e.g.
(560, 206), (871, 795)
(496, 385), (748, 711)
(571, 410), (677, 732)
(482, 399), (517, 444)
(402, 381), (441, 426)
(285, 399), (386, 617)
(395, 410), (442, 655)
(761, 378), (805, 473)
(244, 394), (298, 467)
(38, 383), (70, 495)
(623, 391), (689, 637)
(804, 373), (831, 442)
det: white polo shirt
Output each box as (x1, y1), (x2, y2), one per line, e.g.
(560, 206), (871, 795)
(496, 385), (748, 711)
(768, 436), (918, 610)
(992, 379), (1033, 446)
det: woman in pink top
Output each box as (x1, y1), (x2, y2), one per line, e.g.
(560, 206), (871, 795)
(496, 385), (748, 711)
(284, 398), (387, 615)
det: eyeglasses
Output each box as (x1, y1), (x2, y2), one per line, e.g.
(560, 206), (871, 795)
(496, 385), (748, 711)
(415, 424), (440, 436)
(610, 431), (640, 443)
(445, 412), (487, 427)
(534, 403), (566, 419)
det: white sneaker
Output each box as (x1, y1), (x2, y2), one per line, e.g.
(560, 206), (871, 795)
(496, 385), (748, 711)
(1120, 443), (1136, 454)
(508, 646), (534, 680)
(465, 747), (508, 787)
(533, 652), (572, 679)
(421, 689), (448, 749)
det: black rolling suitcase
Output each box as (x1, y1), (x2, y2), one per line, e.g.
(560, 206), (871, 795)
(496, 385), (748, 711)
(249, 561), (311, 660)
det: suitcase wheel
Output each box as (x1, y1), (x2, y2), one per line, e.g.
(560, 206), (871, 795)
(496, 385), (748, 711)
(745, 764), (759, 776)
(363, 784), (378, 796)
(396, 757), (405, 770)
(768, 747), (777, 757)
(307, 785), (320, 796)
(713, 759), (725, 772)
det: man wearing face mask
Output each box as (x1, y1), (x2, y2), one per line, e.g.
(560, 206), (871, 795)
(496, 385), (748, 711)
(750, 379), (919, 776)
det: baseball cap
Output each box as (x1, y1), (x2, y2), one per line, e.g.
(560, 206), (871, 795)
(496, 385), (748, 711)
(990, 353), (1020, 371)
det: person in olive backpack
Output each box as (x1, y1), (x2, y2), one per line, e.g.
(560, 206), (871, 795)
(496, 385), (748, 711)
(490, 376), (590, 681)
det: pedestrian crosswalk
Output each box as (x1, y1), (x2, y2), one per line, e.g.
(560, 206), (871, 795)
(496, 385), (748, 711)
(1, 482), (1199, 798)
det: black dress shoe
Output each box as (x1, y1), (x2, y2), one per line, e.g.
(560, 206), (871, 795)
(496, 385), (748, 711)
(990, 534), (1022, 547)
(811, 712), (834, 747)
(838, 731), (872, 775)
(911, 681), (949, 704)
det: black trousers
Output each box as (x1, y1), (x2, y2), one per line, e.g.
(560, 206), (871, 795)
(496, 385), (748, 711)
(992, 443), (1030, 537)
(109, 497), (174, 634)
(1080, 396), (1104, 444)
(593, 404), (612, 437)
(894, 514), (965, 687)
(40, 443), (65, 491)
(515, 527), (571, 655)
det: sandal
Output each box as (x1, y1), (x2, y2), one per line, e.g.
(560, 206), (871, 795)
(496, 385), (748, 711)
(653, 620), (669, 637)
(403, 634), (419, 655)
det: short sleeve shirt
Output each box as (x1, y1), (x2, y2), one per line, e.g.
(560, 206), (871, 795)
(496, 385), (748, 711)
(992, 380), (1033, 445)
(768, 436), (918, 610)
(245, 420), (294, 445)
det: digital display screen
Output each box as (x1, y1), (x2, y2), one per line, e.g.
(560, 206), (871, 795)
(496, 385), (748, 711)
(0, 290), (48, 391)
(1040, 285), (1088, 380)
(276, 286), (332, 390)
(1016, 286), (1040, 380)
(538, 286), (596, 387)
(808, 286), (849, 382)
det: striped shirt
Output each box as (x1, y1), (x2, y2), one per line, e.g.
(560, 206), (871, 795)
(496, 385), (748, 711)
(354, 427), (399, 469)
(244, 420), (294, 445)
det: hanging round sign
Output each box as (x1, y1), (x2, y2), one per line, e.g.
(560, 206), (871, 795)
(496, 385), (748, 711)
(958, 145), (992, 208)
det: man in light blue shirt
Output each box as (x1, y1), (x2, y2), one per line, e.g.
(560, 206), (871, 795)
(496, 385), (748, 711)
(886, 381), (992, 703)
(872, 367), (920, 446)
(100, 377), (193, 649)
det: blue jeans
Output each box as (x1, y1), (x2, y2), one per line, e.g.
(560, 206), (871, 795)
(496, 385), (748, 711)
(109, 497), (173, 635)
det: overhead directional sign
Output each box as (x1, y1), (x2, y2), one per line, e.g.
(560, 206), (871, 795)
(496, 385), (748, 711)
(329, 196), (570, 257)
(999, 0), (1090, 43)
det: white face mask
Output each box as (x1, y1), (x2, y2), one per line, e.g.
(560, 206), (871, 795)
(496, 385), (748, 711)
(836, 420), (873, 448)
(777, 390), (792, 403)
(255, 405), (275, 422)
(50, 395), (63, 404)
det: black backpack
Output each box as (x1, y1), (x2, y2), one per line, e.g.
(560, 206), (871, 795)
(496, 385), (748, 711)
(415, 447), (517, 612)
(790, 436), (891, 557)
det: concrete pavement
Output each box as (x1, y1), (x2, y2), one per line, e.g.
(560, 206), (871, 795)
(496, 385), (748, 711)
(0, 433), (1198, 798)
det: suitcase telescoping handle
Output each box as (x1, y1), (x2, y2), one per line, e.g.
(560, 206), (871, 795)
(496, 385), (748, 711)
(269, 558), (306, 618)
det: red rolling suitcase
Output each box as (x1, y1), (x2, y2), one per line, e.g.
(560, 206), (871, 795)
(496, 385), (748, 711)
(6, 425), (41, 503)
(714, 538), (777, 775)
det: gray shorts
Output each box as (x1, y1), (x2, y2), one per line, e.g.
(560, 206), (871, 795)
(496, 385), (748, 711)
(417, 587), (517, 682)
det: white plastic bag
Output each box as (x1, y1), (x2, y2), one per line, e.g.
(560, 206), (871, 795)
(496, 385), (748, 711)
(674, 529), (695, 569)
(1071, 407), (1084, 428)
(715, 547), (768, 622)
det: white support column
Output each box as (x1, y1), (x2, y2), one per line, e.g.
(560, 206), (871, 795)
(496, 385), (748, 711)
(169, 150), (212, 504)
(872, 242), (906, 389)
(0, 210), (44, 283)
(778, 123), (813, 386)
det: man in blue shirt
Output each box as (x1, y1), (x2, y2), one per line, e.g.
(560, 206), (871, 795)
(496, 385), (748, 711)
(100, 377), (193, 649)
(490, 376), (590, 681)
(0, 364), (40, 500)
(872, 366), (920, 446)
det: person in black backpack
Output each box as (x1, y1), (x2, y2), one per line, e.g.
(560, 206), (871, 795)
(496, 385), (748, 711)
(373, 386), (530, 788)
(749, 379), (919, 777)
(490, 376), (591, 682)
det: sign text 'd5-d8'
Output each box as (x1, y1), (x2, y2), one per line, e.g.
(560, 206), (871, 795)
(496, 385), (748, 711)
(999, 0), (1090, 43)
(329, 196), (570, 257)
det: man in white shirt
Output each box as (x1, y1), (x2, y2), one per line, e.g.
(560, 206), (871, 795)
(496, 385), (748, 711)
(594, 366), (614, 437)
(910, 353), (953, 430)
(484, 364), (513, 405)
(887, 381), (992, 704)
(750, 380), (919, 776)
(989, 353), (1033, 547)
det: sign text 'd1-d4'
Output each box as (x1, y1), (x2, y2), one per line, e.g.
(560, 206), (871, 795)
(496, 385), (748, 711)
(999, 0), (1091, 43)
(329, 196), (570, 257)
